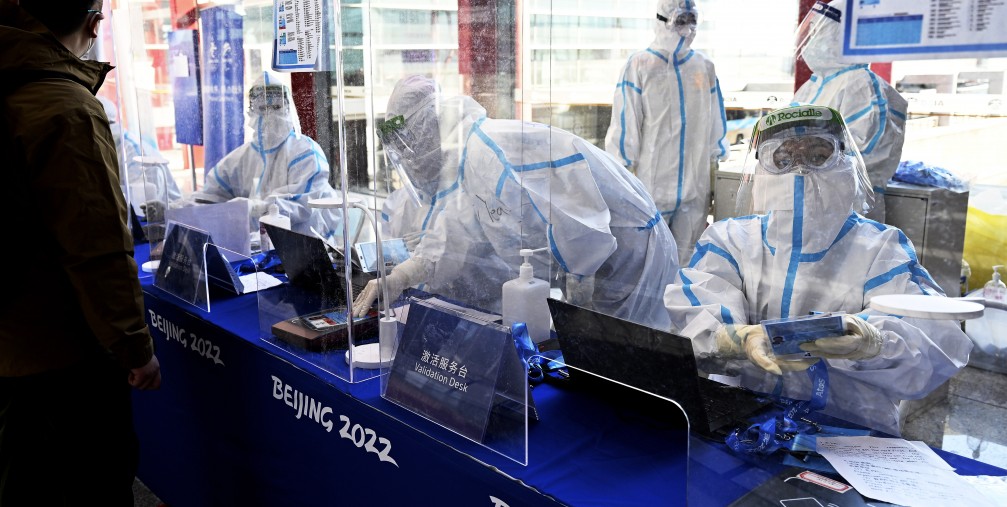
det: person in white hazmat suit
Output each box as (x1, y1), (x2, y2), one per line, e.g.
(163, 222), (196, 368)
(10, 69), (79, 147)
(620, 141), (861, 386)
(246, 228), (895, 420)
(791, 0), (907, 223)
(98, 96), (182, 212)
(605, 0), (729, 265)
(664, 105), (971, 436)
(354, 75), (679, 330)
(189, 72), (340, 237)
(379, 187), (438, 253)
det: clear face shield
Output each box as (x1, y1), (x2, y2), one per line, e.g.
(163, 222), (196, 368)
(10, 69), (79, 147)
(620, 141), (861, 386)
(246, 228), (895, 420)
(736, 105), (874, 217)
(794, 1), (841, 67)
(378, 114), (423, 207)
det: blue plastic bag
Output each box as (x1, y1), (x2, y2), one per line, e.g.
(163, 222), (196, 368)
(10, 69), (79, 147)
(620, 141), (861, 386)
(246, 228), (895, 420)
(893, 160), (969, 192)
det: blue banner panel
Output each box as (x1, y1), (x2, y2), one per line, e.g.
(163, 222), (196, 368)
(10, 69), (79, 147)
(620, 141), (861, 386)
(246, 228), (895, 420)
(200, 6), (245, 173)
(167, 29), (203, 145)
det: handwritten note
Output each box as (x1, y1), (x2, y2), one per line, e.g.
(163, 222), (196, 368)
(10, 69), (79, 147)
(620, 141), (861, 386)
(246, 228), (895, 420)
(817, 436), (994, 507)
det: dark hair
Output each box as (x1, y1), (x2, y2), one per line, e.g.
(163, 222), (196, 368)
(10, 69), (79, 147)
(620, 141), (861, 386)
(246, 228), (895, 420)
(20, 0), (99, 37)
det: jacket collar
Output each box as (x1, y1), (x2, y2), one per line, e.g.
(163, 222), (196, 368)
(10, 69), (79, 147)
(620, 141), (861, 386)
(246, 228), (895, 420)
(0, 2), (113, 96)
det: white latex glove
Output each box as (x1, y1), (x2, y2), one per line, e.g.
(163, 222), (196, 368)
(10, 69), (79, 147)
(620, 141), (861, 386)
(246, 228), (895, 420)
(401, 230), (425, 251)
(352, 257), (427, 318)
(799, 315), (883, 360)
(714, 324), (817, 376)
(142, 200), (166, 223)
(168, 195), (198, 209)
(565, 274), (595, 306)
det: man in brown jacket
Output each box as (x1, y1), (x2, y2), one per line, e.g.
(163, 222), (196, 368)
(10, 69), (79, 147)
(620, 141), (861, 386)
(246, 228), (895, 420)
(0, 0), (161, 504)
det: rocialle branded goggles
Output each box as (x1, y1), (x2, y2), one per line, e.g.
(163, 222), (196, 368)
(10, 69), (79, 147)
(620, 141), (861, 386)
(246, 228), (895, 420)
(751, 105), (850, 174)
(756, 134), (845, 174)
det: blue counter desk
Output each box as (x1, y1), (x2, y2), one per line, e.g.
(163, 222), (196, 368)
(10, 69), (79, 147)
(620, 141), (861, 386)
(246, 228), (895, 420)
(130, 247), (1005, 506)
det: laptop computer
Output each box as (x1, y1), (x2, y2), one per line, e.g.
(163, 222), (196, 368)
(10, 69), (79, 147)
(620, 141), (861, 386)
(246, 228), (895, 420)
(263, 224), (380, 351)
(165, 200), (252, 257)
(263, 224), (374, 299)
(547, 298), (771, 438)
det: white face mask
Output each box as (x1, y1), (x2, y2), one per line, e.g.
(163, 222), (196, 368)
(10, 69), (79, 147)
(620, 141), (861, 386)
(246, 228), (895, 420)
(753, 167), (857, 251)
(250, 115), (295, 150)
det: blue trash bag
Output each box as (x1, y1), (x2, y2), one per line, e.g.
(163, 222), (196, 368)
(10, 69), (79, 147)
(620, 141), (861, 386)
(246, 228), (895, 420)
(893, 160), (969, 192)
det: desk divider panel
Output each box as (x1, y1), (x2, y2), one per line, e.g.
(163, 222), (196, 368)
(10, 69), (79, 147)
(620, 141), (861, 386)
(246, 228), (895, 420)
(380, 296), (531, 465)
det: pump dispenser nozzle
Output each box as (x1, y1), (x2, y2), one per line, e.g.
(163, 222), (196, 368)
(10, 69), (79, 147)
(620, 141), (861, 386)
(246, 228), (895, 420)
(517, 247), (549, 281)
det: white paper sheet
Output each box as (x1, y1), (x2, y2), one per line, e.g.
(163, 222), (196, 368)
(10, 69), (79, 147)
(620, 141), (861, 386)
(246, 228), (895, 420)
(238, 272), (283, 294)
(817, 436), (994, 507)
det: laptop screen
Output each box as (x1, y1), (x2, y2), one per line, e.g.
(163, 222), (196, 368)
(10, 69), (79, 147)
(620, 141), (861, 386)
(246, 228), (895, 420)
(264, 223), (348, 307)
(546, 298), (705, 413)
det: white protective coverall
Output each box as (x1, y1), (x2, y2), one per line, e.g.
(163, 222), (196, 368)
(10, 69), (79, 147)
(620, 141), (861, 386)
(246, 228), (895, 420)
(664, 105), (971, 436)
(192, 72), (340, 236)
(605, 0), (728, 265)
(360, 75), (679, 330)
(98, 96), (182, 210)
(791, 0), (907, 223)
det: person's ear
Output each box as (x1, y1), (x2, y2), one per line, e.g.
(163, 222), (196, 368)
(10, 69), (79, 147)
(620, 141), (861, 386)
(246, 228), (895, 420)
(87, 12), (104, 38)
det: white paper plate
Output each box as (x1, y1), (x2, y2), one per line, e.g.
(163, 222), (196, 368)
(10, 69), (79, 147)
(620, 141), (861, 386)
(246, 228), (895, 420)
(869, 294), (984, 320)
(141, 260), (160, 273)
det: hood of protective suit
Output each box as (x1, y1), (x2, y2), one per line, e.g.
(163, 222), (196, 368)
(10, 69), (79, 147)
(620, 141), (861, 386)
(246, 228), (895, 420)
(652, 0), (697, 55)
(800, 0), (845, 74)
(247, 72), (299, 151)
(385, 75), (487, 200)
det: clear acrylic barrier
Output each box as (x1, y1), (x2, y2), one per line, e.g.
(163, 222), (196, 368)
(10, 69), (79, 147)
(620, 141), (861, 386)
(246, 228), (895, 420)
(529, 354), (691, 504)
(153, 221), (211, 311)
(255, 231), (382, 385)
(379, 295), (530, 465)
(153, 222), (254, 313)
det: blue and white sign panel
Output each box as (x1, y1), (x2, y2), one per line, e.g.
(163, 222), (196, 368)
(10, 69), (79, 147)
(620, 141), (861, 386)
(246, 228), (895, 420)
(841, 0), (1007, 61)
(201, 6), (245, 172)
(272, 0), (324, 71)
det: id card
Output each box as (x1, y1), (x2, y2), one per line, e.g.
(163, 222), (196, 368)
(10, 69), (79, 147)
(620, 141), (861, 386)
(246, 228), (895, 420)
(762, 313), (846, 357)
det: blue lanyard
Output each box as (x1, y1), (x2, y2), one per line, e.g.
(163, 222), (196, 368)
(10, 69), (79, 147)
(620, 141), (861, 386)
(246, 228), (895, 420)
(726, 359), (829, 454)
(512, 322), (564, 384)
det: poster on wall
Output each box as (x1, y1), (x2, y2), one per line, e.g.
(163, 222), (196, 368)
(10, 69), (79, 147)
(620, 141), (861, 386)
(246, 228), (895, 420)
(168, 30), (203, 146)
(841, 0), (1007, 62)
(271, 0), (325, 72)
(201, 5), (245, 173)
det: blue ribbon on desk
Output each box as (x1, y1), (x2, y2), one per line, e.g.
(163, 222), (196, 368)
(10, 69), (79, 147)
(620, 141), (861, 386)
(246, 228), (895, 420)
(237, 251), (282, 274)
(725, 359), (829, 455)
(512, 322), (565, 385)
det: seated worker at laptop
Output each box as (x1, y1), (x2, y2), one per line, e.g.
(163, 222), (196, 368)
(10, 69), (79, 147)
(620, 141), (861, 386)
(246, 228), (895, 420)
(664, 106), (972, 437)
(179, 72), (341, 238)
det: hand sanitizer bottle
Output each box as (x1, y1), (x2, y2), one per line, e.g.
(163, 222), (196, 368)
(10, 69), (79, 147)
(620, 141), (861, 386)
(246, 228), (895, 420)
(502, 248), (551, 344)
(258, 204), (290, 253)
(983, 265), (1006, 302)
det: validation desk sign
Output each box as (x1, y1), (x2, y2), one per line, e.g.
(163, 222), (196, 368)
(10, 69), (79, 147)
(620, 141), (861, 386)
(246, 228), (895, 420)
(383, 299), (518, 444)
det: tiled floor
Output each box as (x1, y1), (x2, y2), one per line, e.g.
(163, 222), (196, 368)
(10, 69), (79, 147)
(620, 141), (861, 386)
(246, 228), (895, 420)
(903, 364), (1007, 470)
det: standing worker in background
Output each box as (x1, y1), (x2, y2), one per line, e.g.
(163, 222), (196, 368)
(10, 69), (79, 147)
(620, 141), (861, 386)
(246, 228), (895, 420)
(791, 0), (907, 222)
(189, 71), (341, 237)
(605, 0), (729, 265)
(98, 95), (183, 214)
(356, 75), (679, 330)
(0, 1), (161, 505)
(664, 106), (970, 436)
